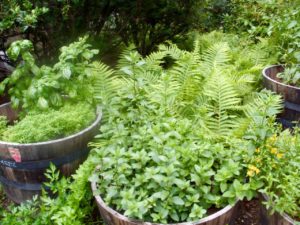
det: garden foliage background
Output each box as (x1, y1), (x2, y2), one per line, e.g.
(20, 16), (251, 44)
(0, 0), (300, 224)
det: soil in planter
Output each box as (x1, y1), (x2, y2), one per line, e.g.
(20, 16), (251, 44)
(232, 199), (261, 225)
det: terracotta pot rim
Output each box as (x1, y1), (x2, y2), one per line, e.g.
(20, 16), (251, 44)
(0, 102), (102, 146)
(262, 65), (300, 91)
(261, 193), (298, 224)
(91, 178), (238, 225)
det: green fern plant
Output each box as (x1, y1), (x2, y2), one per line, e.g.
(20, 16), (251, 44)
(92, 32), (283, 139)
(202, 73), (242, 137)
(90, 61), (119, 106)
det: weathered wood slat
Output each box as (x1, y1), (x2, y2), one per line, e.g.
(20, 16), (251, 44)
(0, 103), (102, 203)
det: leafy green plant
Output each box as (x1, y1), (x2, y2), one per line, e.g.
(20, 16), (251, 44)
(267, 7), (300, 64)
(1, 0), (227, 60)
(0, 0), (48, 32)
(277, 66), (300, 86)
(91, 113), (259, 223)
(2, 102), (95, 143)
(224, 0), (280, 38)
(0, 36), (99, 110)
(0, 159), (102, 225)
(224, 0), (300, 66)
(246, 129), (300, 220)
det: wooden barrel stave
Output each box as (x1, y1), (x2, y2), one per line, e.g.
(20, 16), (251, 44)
(0, 103), (102, 203)
(91, 179), (238, 225)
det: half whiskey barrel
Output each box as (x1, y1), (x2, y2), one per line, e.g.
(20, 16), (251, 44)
(260, 194), (298, 225)
(91, 177), (239, 225)
(262, 65), (300, 127)
(0, 102), (102, 203)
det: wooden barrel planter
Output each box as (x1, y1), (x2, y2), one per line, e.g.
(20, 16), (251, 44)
(262, 65), (300, 127)
(91, 179), (239, 225)
(0, 102), (102, 203)
(260, 194), (299, 225)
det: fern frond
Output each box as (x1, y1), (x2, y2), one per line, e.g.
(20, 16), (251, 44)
(201, 42), (230, 75)
(146, 72), (178, 115)
(158, 43), (186, 60)
(169, 53), (204, 116)
(91, 61), (119, 105)
(144, 51), (167, 73)
(228, 73), (255, 96)
(202, 73), (242, 138)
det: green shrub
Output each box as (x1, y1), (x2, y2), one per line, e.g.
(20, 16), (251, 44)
(224, 0), (300, 64)
(1, 0), (226, 58)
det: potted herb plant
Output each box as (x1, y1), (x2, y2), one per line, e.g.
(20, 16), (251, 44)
(262, 64), (300, 127)
(262, 7), (300, 127)
(0, 37), (102, 203)
(89, 34), (282, 225)
(246, 129), (300, 225)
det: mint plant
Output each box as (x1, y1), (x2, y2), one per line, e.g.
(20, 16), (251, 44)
(91, 106), (259, 223)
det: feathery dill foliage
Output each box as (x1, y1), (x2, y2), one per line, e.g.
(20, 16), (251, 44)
(2, 102), (95, 143)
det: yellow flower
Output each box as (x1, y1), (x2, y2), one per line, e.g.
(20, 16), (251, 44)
(247, 170), (254, 177)
(266, 144), (272, 149)
(270, 148), (278, 154)
(248, 165), (256, 170)
(276, 153), (283, 159)
(248, 165), (260, 175)
(267, 135), (277, 144)
(255, 148), (260, 153)
(255, 157), (262, 163)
